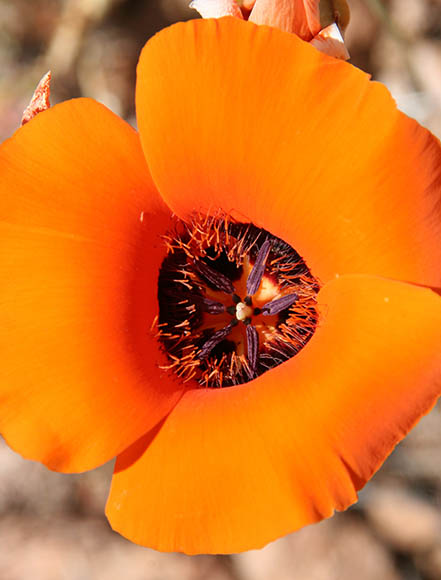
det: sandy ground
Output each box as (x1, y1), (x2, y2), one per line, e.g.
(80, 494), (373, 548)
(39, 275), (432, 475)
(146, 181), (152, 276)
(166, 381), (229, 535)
(1, 402), (441, 579)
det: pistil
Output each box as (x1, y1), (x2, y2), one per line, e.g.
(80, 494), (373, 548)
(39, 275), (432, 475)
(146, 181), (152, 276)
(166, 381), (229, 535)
(235, 301), (253, 321)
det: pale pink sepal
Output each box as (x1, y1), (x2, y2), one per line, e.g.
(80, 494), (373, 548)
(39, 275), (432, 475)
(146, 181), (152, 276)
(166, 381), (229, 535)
(21, 71), (52, 126)
(249, 0), (321, 41)
(310, 23), (350, 61)
(190, 0), (243, 19)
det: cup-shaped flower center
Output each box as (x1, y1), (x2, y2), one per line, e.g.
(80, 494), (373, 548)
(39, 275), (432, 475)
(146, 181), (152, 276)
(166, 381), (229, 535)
(157, 214), (319, 387)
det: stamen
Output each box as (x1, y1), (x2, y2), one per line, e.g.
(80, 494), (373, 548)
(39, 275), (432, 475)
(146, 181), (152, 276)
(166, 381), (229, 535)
(246, 240), (271, 296)
(200, 296), (226, 314)
(193, 259), (235, 294)
(232, 293), (241, 304)
(246, 324), (259, 375)
(261, 293), (298, 316)
(157, 214), (319, 388)
(197, 320), (237, 360)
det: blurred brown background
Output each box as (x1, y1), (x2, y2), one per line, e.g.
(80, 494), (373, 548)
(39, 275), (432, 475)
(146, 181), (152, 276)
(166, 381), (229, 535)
(1, 1), (441, 579)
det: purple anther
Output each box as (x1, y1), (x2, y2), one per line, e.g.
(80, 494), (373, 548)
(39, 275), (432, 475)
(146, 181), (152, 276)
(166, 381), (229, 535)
(197, 320), (236, 360)
(200, 297), (226, 315)
(193, 260), (235, 294)
(261, 293), (298, 316)
(246, 240), (271, 296)
(246, 324), (259, 376)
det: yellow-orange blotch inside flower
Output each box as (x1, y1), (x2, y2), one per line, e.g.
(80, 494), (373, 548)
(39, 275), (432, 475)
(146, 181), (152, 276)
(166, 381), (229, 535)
(1, 17), (441, 555)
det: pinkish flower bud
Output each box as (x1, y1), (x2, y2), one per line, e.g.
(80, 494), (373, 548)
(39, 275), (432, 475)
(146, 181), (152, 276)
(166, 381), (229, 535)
(21, 71), (52, 126)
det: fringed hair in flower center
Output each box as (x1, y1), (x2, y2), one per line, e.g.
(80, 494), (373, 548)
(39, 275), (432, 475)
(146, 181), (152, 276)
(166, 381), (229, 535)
(157, 213), (320, 387)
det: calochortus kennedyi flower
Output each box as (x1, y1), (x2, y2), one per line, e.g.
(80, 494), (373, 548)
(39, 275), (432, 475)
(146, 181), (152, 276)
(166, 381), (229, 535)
(2, 5), (441, 555)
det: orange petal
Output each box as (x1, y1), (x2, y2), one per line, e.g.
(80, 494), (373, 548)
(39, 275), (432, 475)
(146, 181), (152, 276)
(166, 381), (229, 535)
(136, 18), (441, 287)
(249, 0), (321, 40)
(106, 274), (441, 554)
(0, 99), (185, 472)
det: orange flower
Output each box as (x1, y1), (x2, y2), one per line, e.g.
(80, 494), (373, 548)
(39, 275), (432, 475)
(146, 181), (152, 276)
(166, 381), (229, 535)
(1, 16), (441, 555)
